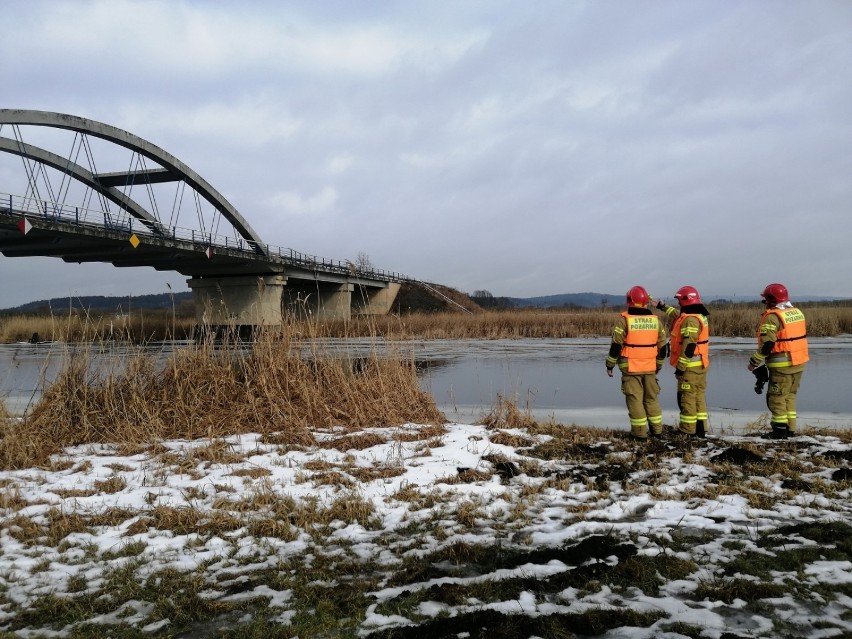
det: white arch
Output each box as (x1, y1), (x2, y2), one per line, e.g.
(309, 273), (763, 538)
(0, 109), (267, 254)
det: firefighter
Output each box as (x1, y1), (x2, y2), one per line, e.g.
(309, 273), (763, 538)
(654, 286), (710, 437)
(606, 286), (669, 439)
(747, 283), (809, 439)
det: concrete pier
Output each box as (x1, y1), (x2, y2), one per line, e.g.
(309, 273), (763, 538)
(188, 275), (287, 327)
(352, 282), (401, 316)
(188, 276), (400, 327)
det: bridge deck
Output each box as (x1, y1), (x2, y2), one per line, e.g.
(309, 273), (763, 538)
(0, 194), (408, 286)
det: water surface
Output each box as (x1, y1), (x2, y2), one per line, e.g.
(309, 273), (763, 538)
(2, 336), (850, 431)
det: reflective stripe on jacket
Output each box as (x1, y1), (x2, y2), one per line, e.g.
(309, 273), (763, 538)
(619, 311), (660, 373)
(669, 313), (709, 369)
(762, 307), (809, 367)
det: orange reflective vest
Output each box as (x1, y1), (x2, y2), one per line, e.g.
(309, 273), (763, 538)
(762, 307), (809, 367)
(670, 313), (709, 369)
(619, 311), (660, 373)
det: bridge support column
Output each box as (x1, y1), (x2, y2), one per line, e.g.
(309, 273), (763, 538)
(352, 282), (401, 315)
(318, 283), (353, 320)
(187, 275), (286, 327)
(283, 282), (353, 321)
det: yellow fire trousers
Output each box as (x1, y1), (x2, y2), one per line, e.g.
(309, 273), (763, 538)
(766, 369), (804, 433)
(621, 373), (663, 438)
(676, 367), (708, 435)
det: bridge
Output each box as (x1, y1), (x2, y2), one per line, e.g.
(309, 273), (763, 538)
(0, 109), (410, 326)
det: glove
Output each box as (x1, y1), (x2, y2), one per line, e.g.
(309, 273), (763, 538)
(656, 299), (666, 310)
(675, 369), (684, 380)
(606, 366), (614, 378)
(752, 365), (769, 394)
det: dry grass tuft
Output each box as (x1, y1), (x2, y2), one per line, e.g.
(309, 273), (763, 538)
(348, 465), (407, 482)
(0, 328), (444, 469)
(481, 395), (539, 431)
(319, 432), (388, 452)
(228, 467), (272, 479)
(93, 476), (127, 494)
(393, 423), (448, 442)
(489, 430), (536, 449)
(0, 481), (31, 512)
(190, 440), (246, 465)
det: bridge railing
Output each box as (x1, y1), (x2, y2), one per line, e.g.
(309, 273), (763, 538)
(0, 192), (412, 283)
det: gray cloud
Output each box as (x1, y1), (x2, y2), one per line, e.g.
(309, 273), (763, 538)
(1, 0), (850, 308)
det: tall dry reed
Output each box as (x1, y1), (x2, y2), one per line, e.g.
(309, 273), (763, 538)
(0, 329), (443, 469)
(3, 303), (851, 344)
(328, 309), (618, 340)
(706, 303), (852, 338)
(0, 311), (195, 343)
(332, 304), (852, 340)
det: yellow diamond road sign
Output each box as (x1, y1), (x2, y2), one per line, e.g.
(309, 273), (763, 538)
(129, 234), (140, 248)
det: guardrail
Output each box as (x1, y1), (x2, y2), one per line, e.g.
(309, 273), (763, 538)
(0, 192), (412, 283)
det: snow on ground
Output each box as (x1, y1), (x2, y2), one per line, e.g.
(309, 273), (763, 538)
(2, 419), (852, 637)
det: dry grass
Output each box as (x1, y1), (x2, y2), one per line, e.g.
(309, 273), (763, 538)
(327, 303), (852, 339)
(330, 308), (617, 339)
(2, 301), (851, 344)
(481, 394), (540, 430)
(0, 329), (444, 469)
(0, 310), (195, 343)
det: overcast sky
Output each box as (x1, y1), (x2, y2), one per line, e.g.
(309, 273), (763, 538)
(1, 0), (851, 308)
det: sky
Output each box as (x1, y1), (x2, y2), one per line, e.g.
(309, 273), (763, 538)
(1, 0), (851, 308)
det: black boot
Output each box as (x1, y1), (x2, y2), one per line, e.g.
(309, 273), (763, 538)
(695, 420), (706, 438)
(765, 422), (789, 440)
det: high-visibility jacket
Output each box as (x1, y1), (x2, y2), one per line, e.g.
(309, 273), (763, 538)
(619, 311), (660, 373)
(762, 307), (809, 367)
(670, 313), (710, 369)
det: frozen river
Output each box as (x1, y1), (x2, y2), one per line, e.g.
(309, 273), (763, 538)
(2, 335), (851, 433)
(412, 336), (852, 432)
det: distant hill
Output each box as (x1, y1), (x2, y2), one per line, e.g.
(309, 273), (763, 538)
(3, 292), (194, 314)
(3, 290), (848, 315)
(503, 293), (850, 309)
(507, 292), (623, 309)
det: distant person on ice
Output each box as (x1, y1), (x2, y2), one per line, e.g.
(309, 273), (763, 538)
(654, 287), (711, 438)
(605, 286), (669, 440)
(747, 283), (809, 439)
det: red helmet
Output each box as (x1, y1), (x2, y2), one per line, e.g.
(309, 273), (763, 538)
(626, 285), (649, 308)
(761, 283), (789, 305)
(674, 285), (702, 306)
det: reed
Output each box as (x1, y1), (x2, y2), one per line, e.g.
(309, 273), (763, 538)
(707, 302), (852, 338)
(329, 309), (618, 339)
(0, 327), (444, 469)
(2, 303), (851, 343)
(0, 310), (195, 343)
(331, 304), (852, 340)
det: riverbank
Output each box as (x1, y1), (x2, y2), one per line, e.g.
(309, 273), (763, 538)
(2, 416), (852, 637)
(439, 404), (852, 435)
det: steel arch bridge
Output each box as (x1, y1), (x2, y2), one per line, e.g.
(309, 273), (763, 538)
(0, 109), (408, 324)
